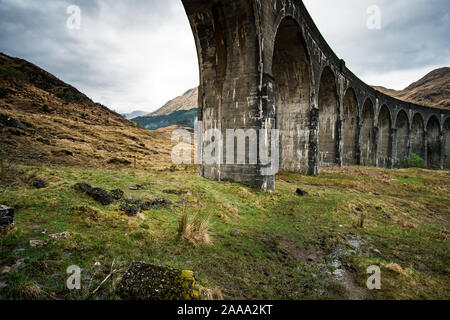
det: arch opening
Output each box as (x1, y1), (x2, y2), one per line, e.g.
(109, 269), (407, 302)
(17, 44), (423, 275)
(342, 88), (358, 165)
(445, 118), (450, 169)
(318, 66), (339, 166)
(427, 116), (441, 169)
(395, 110), (409, 167)
(361, 99), (375, 166)
(272, 17), (311, 172)
(411, 114), (425, 159)
(378, 105), (392, 168)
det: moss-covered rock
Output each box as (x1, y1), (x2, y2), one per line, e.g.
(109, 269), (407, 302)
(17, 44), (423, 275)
(117, 262), (202, 300)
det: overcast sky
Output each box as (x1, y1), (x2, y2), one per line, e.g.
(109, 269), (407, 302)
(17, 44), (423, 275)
(0, 0), (449, 113)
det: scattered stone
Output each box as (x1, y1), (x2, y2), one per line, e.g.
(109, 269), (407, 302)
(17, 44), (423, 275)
(29, 240), (48, 247)
(117, 262), (202, 300)
(49, 231), (71, 239)
(307, 254), (317, 262)
(0, 113), (33, 131)
(129, 184), (144, 191)
(120, 202), (140, 216)
(0, 205), (14, 227)
(230, 230), (241, 237)
(74, 182), (92, 193)
(88, 188), (114, 206)
(142, 199), (172, 209)
(296, 188), (309, 196)
(110, 189), (125, 200)
(120, 198), (172, 216)
(74, 183), (114, 205)
(373, 249), (381, 255)
(32, 179), (47, 189)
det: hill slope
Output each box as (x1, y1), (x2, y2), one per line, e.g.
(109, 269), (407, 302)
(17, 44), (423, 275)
(0, 53), (173, 168)
(373, 67), (450, 110)
(132, 87), (198, 130)
(148, 88), (198, 117)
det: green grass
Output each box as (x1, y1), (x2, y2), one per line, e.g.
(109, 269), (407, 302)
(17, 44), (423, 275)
(0, 165), (449, 300)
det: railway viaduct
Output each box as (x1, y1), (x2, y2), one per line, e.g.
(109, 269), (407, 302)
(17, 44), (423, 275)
(182, 0), (450, 189)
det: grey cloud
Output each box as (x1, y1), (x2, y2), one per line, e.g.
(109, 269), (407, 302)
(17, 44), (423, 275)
(0, 0), (448, 112)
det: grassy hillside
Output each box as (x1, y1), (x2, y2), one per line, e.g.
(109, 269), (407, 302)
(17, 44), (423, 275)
(0, 165), (448, 300)
(0, 53), (174, 168)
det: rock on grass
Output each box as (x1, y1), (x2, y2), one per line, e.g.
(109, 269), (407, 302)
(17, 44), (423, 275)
(32, 179), (47, 189)
(74, 183), (117, 206)
(117, 262), (202, 300)
(0, 205), (14, 227)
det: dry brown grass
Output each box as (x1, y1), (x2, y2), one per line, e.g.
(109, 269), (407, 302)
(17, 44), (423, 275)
(178, 209), (212, 246)
(0, 54), (176, 170)
(201, 286), (224, 300)
(20, 283), (42, 300)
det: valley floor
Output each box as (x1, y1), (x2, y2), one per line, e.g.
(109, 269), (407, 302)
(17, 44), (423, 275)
(0, 164), (449, 300)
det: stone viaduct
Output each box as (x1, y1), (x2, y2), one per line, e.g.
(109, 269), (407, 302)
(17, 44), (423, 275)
(182, 0), (450, 189)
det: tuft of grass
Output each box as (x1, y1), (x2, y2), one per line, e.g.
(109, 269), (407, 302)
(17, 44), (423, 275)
(18, 282), (42, 300)
(178, 208), (212, 246)
(201, 286), (224, 300)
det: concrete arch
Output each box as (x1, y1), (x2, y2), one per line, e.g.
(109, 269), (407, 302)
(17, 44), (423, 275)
(318, 66), (339, 166)
(378, 105), (392, 168)
(395, 110), (409, 167)
(342, 87), (358, 165)
(411, 113), (425, 159)
(361, 98), (375, 166)
(426, 115), (441, 169)
(272, 17), (312, 172)
(444, 117), (450, 169)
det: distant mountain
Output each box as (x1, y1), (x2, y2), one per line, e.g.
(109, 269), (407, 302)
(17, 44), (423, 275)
(373, 67), (450, 110)
(148, 87), (198, 116)
(0, 52), (173, 167)
(121, 110), (147, 120)
(133, 87), (198, 130)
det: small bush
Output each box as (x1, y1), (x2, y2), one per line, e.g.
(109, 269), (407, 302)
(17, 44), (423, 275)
(405, 153), (426, 168)
(362, 158), (373, 167)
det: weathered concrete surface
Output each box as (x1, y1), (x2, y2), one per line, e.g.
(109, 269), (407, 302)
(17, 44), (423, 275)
(445, 118), (450, 168)
(182, 0), (450, 189)
(411, 113), (425, 159)
(342, 88), (358, 165)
